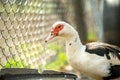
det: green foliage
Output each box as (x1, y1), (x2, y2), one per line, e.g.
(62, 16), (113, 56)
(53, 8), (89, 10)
(3, 59), (28, 68)
(45, 52), (67, 70)
(47, 43), (62, 51)
(87, 31), (96, 41)
(45, 44), (68, 70)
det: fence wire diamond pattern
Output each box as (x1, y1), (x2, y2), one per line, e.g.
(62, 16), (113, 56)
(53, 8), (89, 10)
(0, 0), (74, 71)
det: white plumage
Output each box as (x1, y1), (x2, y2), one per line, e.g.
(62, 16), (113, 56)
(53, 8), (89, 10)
(45, 21), (120, 80)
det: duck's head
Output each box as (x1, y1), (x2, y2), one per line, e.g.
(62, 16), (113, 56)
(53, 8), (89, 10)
(45, 21), (77, 43)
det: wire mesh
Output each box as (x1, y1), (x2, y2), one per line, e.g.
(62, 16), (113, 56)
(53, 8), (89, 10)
(0, 0), (75, 71)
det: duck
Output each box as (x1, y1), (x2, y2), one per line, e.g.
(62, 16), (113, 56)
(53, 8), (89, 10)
(45, 21), (120, 80)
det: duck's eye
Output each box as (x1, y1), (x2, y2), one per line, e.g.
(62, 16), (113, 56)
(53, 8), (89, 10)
(57, 25), (61, 28)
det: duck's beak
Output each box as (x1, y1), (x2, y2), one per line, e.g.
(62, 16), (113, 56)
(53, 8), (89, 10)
(45, 33), (56, 43)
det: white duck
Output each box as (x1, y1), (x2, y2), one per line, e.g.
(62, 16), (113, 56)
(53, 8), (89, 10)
(45, 21), (120, 80)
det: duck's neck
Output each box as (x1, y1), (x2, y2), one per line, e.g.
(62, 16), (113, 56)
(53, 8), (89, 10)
(65, 32), (83, 56)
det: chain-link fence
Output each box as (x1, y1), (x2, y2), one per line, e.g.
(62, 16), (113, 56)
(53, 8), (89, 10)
(0, 0), (76, 71)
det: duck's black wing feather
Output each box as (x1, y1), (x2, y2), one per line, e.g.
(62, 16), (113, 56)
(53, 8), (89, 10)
(85, 42), (120, 60)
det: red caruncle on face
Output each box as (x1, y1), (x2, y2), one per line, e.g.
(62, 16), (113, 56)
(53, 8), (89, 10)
(51, 24), (64, 36)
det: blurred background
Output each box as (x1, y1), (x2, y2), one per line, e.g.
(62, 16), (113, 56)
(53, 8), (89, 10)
(0, 0), (120, 79)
